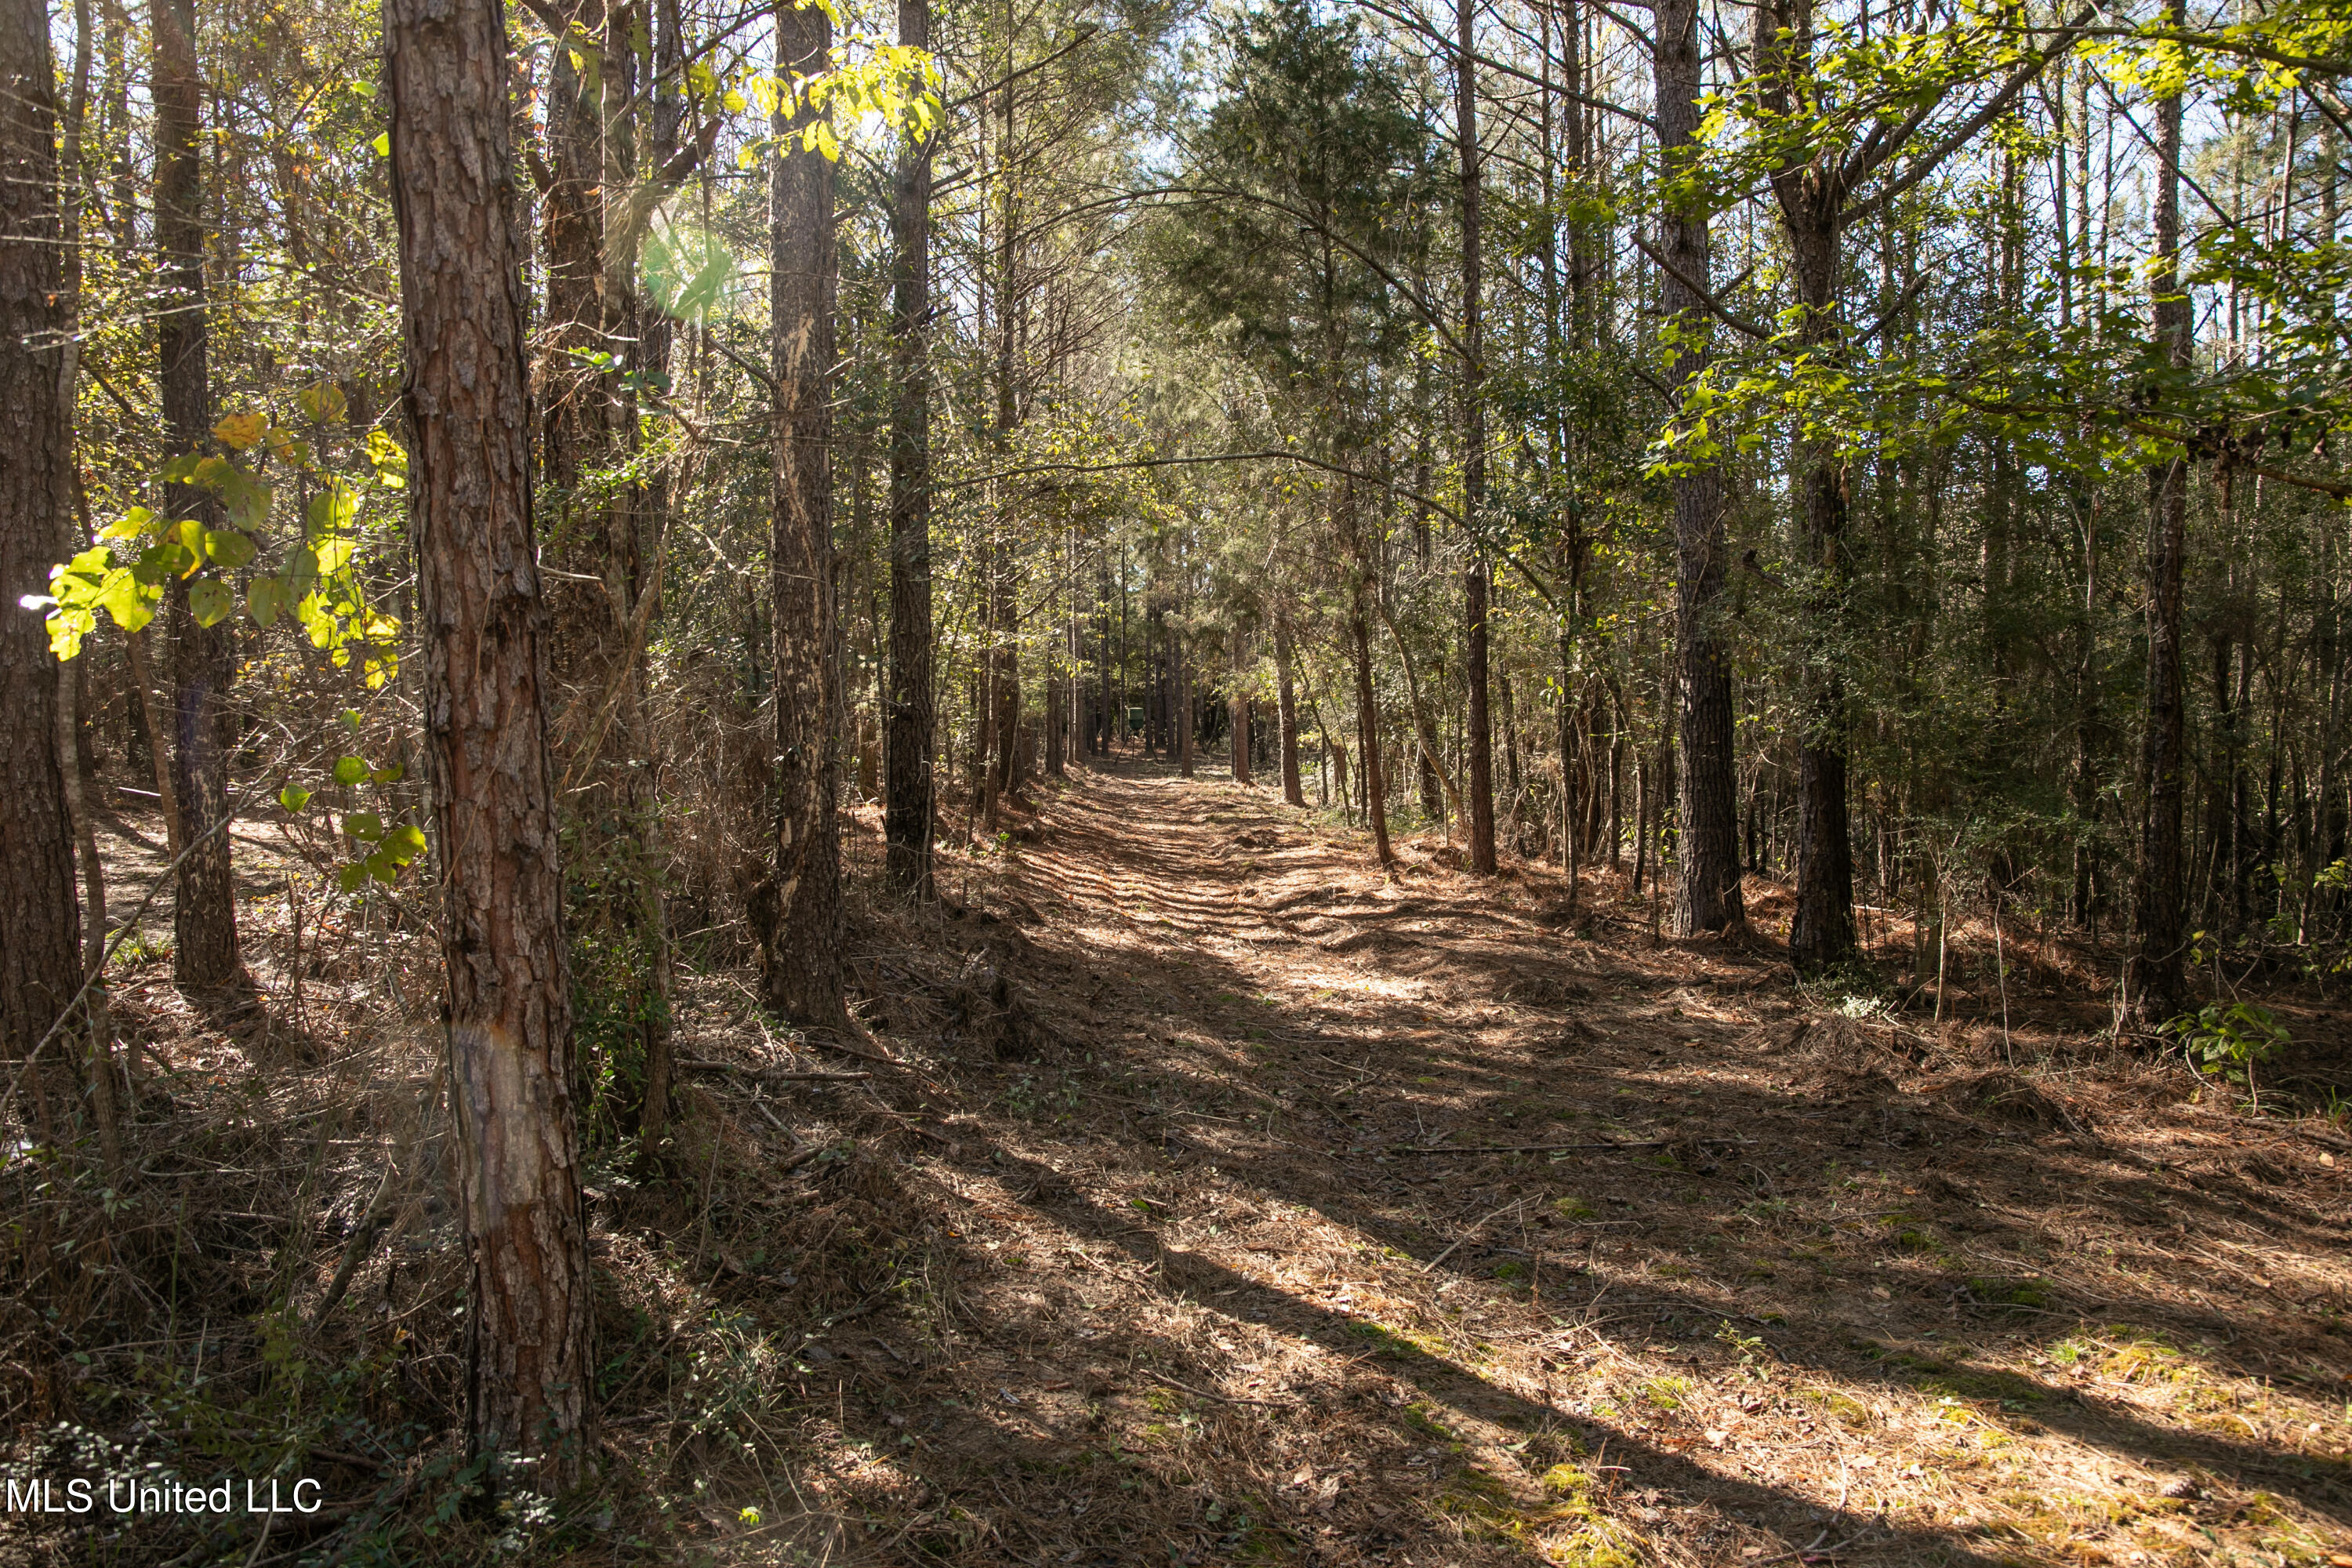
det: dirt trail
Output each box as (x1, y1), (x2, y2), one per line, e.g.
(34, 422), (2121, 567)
(47, 757), (2349, 1566)
(709, 756), (2352, 1566)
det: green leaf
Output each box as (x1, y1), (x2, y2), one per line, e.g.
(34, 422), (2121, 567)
(103, 506), (157, 541)
(174, 521), (206, 575)
(45, 606), (93, 661)
(205, 528), (257, 569)
(188, 577), (234, 626)
(368, 763), (405, 784)
(94, 567), (157, 633)
(382, 824), (427, 864)
(299, 592), (336, 648)
(332, 755), (369, 786)
(278, 784), (313, 812)
(344, 811), (384, 842)
(221, 473), (272, 532)
(365, 850), (399, 884)
(306, 482), (356, 538)
(248, 576), (285, 627)
(337, 864), (367, 893)
(370, 131), (390, 157)
(283, 545), (319, 598)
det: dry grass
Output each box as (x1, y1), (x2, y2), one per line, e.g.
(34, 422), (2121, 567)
(5, 764), (2352, 1566)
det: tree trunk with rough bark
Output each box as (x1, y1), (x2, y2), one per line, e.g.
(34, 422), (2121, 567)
(1656, 0), (1744, 938)
(1784, 209), (1857, 970)
(155, 0), (239, 988)
(2125, 18), (2190, 1029)
(1750, 0), (1854, 967)
(1176, 628), (1193, 776)
(1345, 490), (1394, 867)
(1456, 0), (1494, 874)
(1275, 606), (1305, 807)
(387, 0), (595, 1483)
(1231, 622), (1251, 785)
(884, 0), (935, 898)
(762, 0), (846, 1028)
(1, 0), (84, 1077)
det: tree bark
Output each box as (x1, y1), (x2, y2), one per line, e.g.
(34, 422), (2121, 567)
(1656, 0), (1745, 938)
(1456, 0), (1494, 873)
(155, 0), (239, 987)
(1176, 626), (1194, 776)
(884, 0), (935, 898)
(1230, 622), (1251, 784)
(764, 0), (847, 1028)
(387, 0), (594, 1483)
(1345, 491), (1395, 866)
(1, 0), (84, 1073)
(1754, 0), (1853, 967)
(1275, 604), (1305, 806)
(2124, 13), (2190, 1029)
(54, 0), (124, 1174)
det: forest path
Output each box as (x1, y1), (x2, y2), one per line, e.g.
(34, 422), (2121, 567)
(790, 752), (2352, 1566)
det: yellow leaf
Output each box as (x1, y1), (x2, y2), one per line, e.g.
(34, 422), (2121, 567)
(212, 412), (269, 450)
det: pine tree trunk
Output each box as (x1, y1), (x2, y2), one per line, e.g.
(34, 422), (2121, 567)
(884, 0), (935, 898)
(1177, 630), (1193, 777)
(1275, 607), (1305, 806)
(155, 0), (239, 988)
(1231, 623), (1251, 785)
(1655, 0), (1744, 938)
(52, 0), (122, 1174)
(1, 0), (84, 1075)
(1456, 0), (1494, 874)
(1781, 215), (1857, 968)
(387, 0), (594, 1482)
(764, 0), (846, 1028)
(1347, 508), (1394, 866)
(2124, 7), (2190, 1030)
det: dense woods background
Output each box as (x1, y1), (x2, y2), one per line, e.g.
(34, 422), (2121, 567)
(6, 0), (2352, 1558)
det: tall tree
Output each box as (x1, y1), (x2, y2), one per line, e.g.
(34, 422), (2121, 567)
(1274, 601), (1305, 805)
(763, 0), (848, 1028)
(2124, 0), (2190, 1029)
(154, 0), (239, 986)
(1231, 619), (1251, 783)
(1456, 0), (1494, 874)
(1739, 0), (2071, 964)
(0, 0), (83, 1070)
(1657, 0), (1744, 938)
(885, 0), (936, 897)
(386, 0), (595, 1483)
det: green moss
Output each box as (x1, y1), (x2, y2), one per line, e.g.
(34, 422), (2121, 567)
(1966, 1276), (2053, 1309)
(1639, 1377), (1692, 1410)
(1402, 1400), (1457, 1441)
(1540, 1464), (1593, 1500)
(1799, 1387), (1871, 1425)
(1551, 1524), (1641, 1568)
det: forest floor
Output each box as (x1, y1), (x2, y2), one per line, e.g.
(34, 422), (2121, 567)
(8, 753), (2352, 1568)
